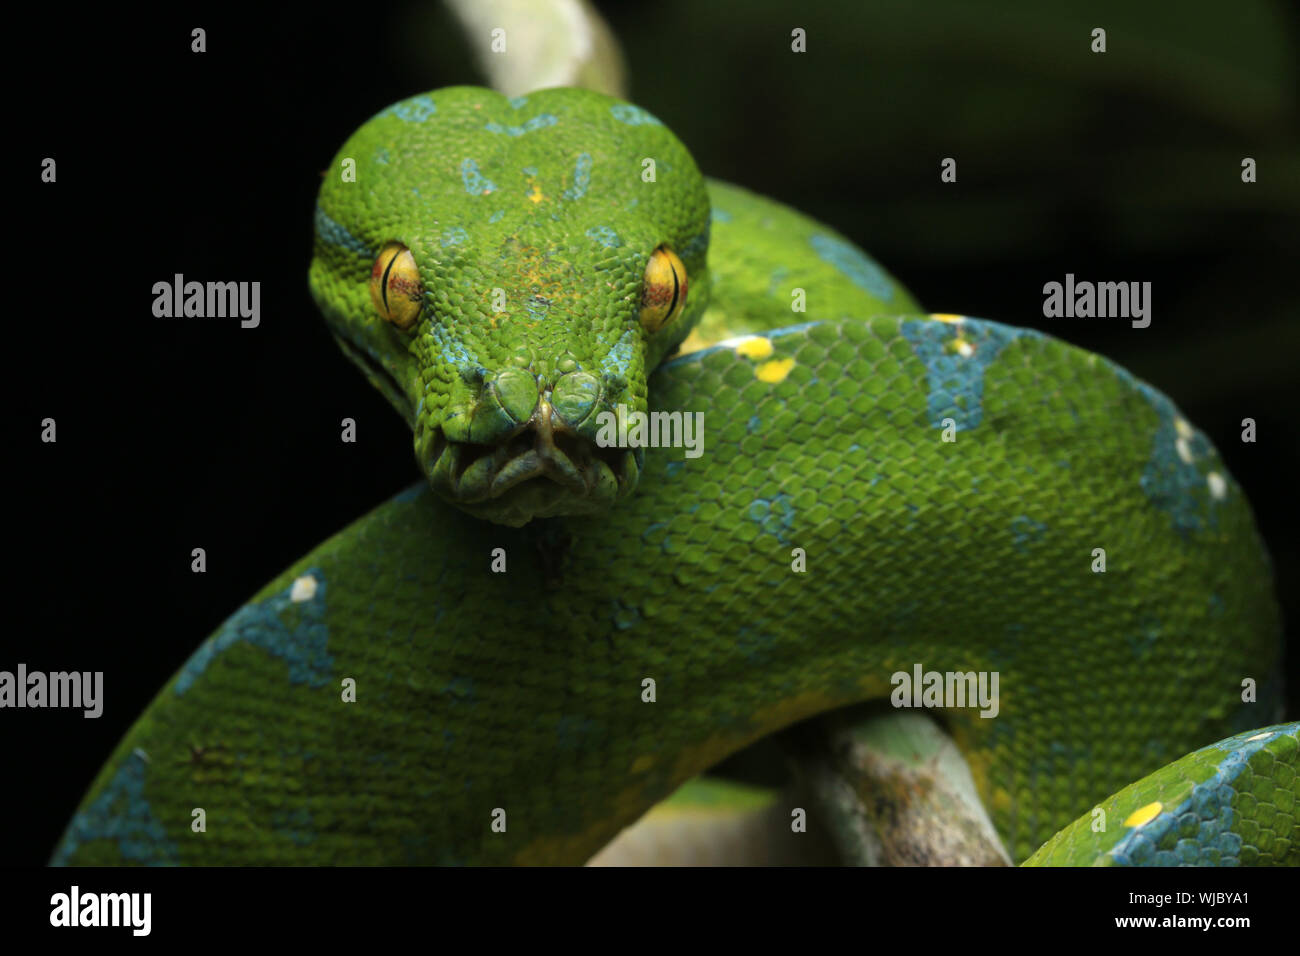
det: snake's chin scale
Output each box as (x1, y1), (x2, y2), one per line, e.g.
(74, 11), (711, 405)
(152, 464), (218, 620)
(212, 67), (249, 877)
(423, 429), (642, 526)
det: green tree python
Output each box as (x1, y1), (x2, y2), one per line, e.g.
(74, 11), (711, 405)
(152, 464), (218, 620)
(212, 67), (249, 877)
(52, 87), (1295, 866)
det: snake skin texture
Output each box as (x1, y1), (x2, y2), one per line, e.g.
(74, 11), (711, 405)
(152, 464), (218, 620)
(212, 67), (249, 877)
(52, 87), (1285, 866)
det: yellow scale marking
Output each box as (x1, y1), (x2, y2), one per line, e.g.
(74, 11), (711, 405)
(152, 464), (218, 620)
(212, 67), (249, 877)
(756, 358), (795, 383)
(1123, 801), (1164, 828)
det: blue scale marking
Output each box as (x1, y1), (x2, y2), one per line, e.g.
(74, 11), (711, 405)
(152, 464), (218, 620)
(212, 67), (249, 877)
(174, 567), (334, 695)
(1107, 724), (1298, 866)
(563, 152), (593, 199)
(748, 492), (796, 545)
(902, 317), (1225, 529)
(1110, 364), (1225, 536)
(809, 234), (894, 300)
(1009, 515), (1047, 554)
(681, 227), (710, 261)
(611, 598), (642, 630)
(51, 750), (179, 865)
(314, 205), (370, 258)
(392, 482), (428, 505)
(1127, 614), (1162, 660)
(526, 295), (551, 322)
(484, 114), (558, 136)
(657, 322), (822, 374)
(585, 226), (622, 248)
(900, 318), (1034, 431)
(767, 267), (791, 296)
(599, 330), (638, 379)
(460, 159), (496, 195)
(767, 321), (822, 340)
(665, 316), (1229, 540)
(378, 93), (437, 123)
(609, 104), (662, 126)
(429, 324), (480, 371)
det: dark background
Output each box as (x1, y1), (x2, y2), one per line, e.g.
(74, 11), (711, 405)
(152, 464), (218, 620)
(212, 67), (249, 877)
(8, 0), (1298, 865)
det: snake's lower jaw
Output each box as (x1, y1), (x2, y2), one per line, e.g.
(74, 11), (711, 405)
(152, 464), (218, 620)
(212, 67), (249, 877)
(422, 425), (643, 526)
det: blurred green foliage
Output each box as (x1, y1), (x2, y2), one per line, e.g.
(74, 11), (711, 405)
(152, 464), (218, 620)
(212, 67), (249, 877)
(600, 0), (1296, 258)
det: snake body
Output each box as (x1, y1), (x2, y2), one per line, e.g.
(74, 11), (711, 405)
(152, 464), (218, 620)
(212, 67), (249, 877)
(53, 87), (1293, 866)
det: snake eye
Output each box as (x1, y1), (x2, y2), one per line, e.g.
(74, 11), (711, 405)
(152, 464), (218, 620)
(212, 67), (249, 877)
(369, 242), (423, 330)
(639, 245), (688, 333)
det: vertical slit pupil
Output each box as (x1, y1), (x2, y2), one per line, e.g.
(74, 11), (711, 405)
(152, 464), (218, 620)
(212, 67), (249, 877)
(665, 259), (681, 320)
(379, 249), (399, 314)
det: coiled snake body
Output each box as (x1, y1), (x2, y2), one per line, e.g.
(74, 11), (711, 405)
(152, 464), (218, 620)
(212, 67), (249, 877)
(53, 87), (1295, 866)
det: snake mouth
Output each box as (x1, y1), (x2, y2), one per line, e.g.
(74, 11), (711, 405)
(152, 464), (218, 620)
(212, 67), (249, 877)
(333, 333), (413, 421)
(425, 417), (644, 525)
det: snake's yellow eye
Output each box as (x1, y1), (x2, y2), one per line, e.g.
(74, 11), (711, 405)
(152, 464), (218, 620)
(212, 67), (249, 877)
(369, 242), (423, 330)
(639, 245), (688, 333)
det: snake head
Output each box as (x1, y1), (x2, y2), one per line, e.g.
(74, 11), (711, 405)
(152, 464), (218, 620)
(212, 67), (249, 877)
(309, 86), (711, 526)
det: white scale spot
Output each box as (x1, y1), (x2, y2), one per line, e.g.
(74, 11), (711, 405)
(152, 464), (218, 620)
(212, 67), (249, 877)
(290, 575), (318, 603)
(1206, 472), (1227, 500)
(1174, 417), (1194, 439)
(955, 339), (975, 358)
(1176, 437), (1194, 463)
(716, 333), (762, 350)
(1246, 731), (1275, 742)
